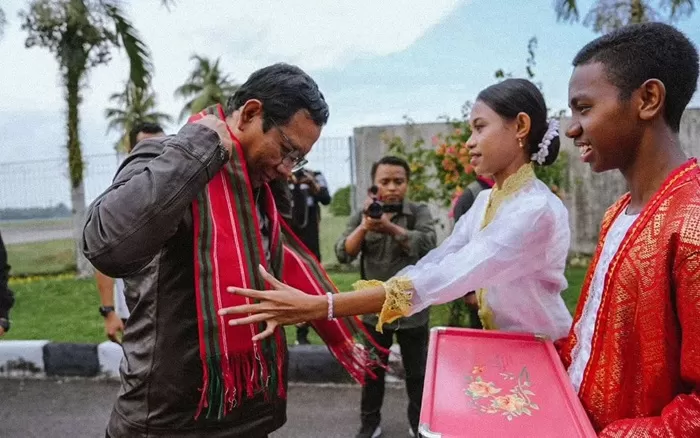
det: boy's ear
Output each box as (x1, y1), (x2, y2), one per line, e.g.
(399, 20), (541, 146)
(637, 79), (665, 123)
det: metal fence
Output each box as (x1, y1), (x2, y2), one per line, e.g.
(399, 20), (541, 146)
(0, 136), (353, 244)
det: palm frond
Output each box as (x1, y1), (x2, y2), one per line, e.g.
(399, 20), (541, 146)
(554, 0), (580, 22)
(105, 4), (152, 88)
(160, 0), (177, 11)
(173, 82), (203, 99)
(146, 111), (174, 124)
(0, 7), (6, 39)
(666, 0), (696, 20)
(175, 54), (239, 119)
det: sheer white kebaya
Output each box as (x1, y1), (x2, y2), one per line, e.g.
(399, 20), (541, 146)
(393, 164), (572, 340)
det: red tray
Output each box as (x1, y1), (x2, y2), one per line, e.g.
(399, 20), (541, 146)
(419, 327), (596, 438)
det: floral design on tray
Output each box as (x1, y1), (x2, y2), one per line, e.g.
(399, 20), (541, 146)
(465, 365), (539, 421)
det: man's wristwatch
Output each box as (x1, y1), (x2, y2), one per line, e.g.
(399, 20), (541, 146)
(0, 317), (10, 332)
(99, 306), (116, 318)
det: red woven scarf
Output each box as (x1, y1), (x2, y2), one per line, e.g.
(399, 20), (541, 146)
(189, 105), (385, 420)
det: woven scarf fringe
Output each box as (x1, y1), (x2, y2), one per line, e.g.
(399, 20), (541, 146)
(320, 318), (389, 384)
(195, 344), (287, 421)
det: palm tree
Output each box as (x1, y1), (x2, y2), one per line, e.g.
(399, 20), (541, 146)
(174, 55), (239, 121)
(19, 0), (169, 276)
(554, 0), (696, 33)
(0, 8), (6, 38)
(105, 82), (173, 152)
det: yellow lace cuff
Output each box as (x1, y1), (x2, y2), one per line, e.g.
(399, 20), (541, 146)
(352, 279), (384, 290)
(352, 277), (413, 333)
(353, 277), (414, 333)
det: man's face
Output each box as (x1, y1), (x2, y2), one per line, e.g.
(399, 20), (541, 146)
(238, 106), (321, 188)
(373, 164), (408, 204)
(566, 62), (640, 173)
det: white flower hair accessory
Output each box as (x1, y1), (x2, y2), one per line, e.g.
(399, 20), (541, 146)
(531, 119), (560, 165)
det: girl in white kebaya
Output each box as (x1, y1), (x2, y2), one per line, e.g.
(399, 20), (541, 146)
(222, 78), (573, 342)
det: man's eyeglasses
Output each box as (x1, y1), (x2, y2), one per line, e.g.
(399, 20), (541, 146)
(273, 123), (308, 172)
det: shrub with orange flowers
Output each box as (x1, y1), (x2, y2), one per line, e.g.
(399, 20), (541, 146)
(385, 117), (477, 208)
(385, 116), (569, 210)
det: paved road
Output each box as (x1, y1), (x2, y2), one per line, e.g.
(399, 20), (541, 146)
(1, 226), (72, 245)
(0, 379), (412, 438)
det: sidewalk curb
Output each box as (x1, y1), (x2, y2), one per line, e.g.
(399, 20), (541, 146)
(0, 341), (405, 382)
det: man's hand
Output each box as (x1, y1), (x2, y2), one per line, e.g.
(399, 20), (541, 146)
(0, 326), (5, 337)
(194, 115), (234, 155)
(363, 214), (395, 234)
(220, 265), (327, 342)
(104, 313), (125, 344)
(361, 196), (393, 233)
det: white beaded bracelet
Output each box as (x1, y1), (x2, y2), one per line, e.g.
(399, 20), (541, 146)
(326, 292), (335, 320)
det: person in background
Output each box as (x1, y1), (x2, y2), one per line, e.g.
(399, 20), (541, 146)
(84, 63), (379, 438)
(451, 176), (495, 223)
(95, 122), (166, 342)
(450, 175), (495, 330)
(288, 168), (331, 344)
(0, 231), (15, 337)
(335, 155), (437, 438)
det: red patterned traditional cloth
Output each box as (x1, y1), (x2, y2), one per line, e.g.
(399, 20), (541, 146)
(187, 105), (386, 420)
(560, 159), (700, 437)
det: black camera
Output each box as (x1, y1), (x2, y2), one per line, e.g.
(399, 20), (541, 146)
(364, 185), (402, 219)
(293, 169), (307, 180)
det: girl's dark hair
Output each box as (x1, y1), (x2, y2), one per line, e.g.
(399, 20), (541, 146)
(476, 78), (559, 166)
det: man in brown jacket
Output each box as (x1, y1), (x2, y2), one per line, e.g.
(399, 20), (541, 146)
(83, 63), (329, 438)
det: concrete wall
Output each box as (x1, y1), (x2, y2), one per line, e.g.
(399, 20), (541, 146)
(352, 122), (454, 243)
(352, 108), (700, 253)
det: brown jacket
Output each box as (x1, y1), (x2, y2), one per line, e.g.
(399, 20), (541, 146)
(82, 124), (286, 437)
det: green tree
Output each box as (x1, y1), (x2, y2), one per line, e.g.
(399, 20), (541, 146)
(329, 185), (353, 217)
(554, 0), (696, 33)
(174, 55), (240, 121)
(105, 82), (173, 152)
(20, 0), (170, 276)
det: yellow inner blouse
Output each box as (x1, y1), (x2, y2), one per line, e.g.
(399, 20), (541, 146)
(477, 163), (536, 329)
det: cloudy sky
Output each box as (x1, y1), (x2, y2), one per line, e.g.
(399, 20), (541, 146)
(1, 0), (699, 205)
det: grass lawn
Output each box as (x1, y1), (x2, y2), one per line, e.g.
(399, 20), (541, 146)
(3, 268), (587, 345)
(4, 207), (348, 278)
(3, 212), (588, 345)
(0, 218), (72, 230)
(5, 239), (76, 277)
(318, 209), (351, 265)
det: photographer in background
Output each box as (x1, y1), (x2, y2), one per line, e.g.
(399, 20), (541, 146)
(0, 231), (15, 337)
(288, 168), (331, 344)
(335, 155), (437, 438)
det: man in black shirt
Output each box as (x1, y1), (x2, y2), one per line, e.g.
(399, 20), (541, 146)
(288, 168), (331, 344)
(0, 231), (15, 336)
